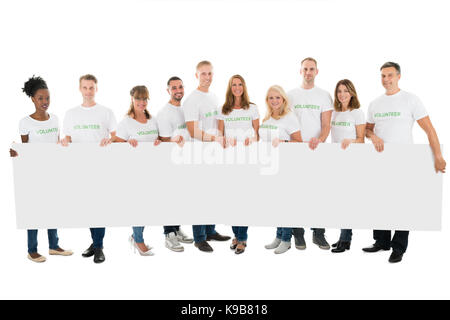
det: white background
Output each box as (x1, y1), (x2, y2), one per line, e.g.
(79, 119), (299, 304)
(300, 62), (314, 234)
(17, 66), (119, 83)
(0, 0), (449, 299)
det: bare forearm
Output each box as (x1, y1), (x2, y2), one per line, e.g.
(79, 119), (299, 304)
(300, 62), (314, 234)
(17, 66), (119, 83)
(318, 125), (330, 142)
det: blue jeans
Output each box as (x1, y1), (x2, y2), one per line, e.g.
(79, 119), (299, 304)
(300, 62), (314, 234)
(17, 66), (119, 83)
(276, 227), (292, 242)
(232, 226), (248, 242)
(27, 229), (59, 254)
(90, 227), (105, 248)
(163, 225), (180, 235)
(192, 225), (216, 243)
(339, 229), (353, 242)
(132, 226), (145, 243)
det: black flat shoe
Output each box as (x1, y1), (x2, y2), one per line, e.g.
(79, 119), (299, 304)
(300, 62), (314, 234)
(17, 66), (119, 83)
(82, 244), (95, 258)
(331, 241), (351, 253)
(362, 243), (390, 253)
(93, 248), (105, 263)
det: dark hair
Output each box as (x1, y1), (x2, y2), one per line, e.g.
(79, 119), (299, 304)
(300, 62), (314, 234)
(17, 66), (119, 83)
(167, 76), (182, 87)
(380, 62), (401, 74)
(22, 75), (48, 97)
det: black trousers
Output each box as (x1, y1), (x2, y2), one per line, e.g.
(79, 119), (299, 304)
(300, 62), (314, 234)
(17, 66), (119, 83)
(374, 230), (409, 254)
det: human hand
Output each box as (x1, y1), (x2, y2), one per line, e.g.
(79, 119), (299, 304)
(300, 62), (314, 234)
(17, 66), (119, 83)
(434, 156), (446, 173)
(128, 139), (138, 148)
(341, 139), (352, 150)
(308, 137), (320, 150)
(370, 135), (384, 152)
(100, 138), (112, 147)
(10, 148), (18, 157)
(272, 138), (280, 148)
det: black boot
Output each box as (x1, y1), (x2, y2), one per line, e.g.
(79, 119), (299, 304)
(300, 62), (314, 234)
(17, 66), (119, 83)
(331, 241), (351, 253)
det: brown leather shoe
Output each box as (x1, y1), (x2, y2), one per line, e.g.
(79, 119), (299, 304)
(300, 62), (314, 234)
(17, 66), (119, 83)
(235, 241), (247, 255)
(206, 233), (231, 241)
(194, 241), (213, 252)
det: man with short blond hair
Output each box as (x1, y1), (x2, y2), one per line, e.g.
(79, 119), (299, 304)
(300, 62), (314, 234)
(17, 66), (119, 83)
(183, 61), (230, 252)
(288, 57), (333, 251)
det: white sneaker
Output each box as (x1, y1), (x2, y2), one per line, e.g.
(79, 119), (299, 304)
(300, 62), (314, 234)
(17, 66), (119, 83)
(176, 228), (194, 244)
(274, 241), (291, 254)
(265, 238), (281, 249)
(165, 232), (184, 252)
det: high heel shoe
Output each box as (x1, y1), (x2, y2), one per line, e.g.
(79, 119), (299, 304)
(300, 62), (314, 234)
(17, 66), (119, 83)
(331, 241), (351, 253)
(129, 235), (154, 256)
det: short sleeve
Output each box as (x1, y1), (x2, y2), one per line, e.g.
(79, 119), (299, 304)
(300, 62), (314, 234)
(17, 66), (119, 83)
(216, 112), (224, 121)
(19, 118), (29, 136)
(157, 110), (174, 138)
(63, 112), (73, 137)
(354, 109), (366, 125)
(183, 96), (200, 122)
(411, 95), (428, 121)
(286, 112), (301, 134)
(366, 103), (375, 124)
(107, 109), (118, 132)
(116, 119), (130, 140)
(321, 92), (334, 112)
(250, 104), (260, 120)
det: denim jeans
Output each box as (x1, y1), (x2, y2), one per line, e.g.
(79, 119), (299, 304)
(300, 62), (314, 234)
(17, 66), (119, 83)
(90, 227), (105, 249)
(374, 230), (409, 253)
(132, 226), (145, 243)
(276, 227), (292, 242)
(339, 229), (353, 242)
(163, 225), (180, 235)
(232, 226), (248, 242)
(292, 227), (325, 235)
(192, 225), (216, 242)
(27, 229), (59, 254)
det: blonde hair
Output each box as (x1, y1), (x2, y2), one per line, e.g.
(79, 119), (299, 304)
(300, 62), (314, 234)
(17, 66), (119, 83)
(221, 75), (252, 115)
(263, 85), (290, 122)
(301, 57), (317, 67)
(196, 60), (212, 71)
(127, 85), (151, 119)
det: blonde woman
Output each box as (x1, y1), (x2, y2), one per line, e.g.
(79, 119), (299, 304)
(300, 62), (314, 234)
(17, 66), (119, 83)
(113, 85), (171, 256)
(217, 75), (259, 254)
(261, 85), (302, 254)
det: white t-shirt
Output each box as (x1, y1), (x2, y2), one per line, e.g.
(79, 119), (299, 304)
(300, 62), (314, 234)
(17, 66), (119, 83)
(183, 89), (219, 136)
(217, 104), (260, 141)
(287, 86), (333, 142)
(63, 104), (117, 143)
(19, 113), (59, 143)
(259, 112), (300, 142)
(157, 103), (191, 141)
(367, 90), (428, 144)
(331, 109), (365, 143)
(116, 116), (159, 142)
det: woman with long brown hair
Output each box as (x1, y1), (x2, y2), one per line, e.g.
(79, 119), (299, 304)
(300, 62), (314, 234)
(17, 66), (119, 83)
(217, 75), (259, 254)
(330, 79), (365, 253)
(112, 85), (162, 256)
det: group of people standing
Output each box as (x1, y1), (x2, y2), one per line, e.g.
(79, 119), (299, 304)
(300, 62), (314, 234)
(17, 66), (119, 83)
(11, 58), (446, 264)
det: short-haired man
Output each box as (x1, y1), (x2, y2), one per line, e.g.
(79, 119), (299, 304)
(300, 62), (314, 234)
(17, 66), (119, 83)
(288, 57), (333, 251)
(61, 74), (117, 263)
(362, 62), (446, 263)
(157, 76), (194, 252)
(183, 61), (230, 252)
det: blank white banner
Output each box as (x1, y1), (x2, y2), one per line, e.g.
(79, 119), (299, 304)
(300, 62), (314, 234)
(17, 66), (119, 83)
(11, 142), (443, 230)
